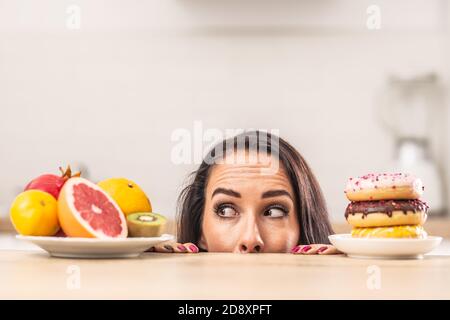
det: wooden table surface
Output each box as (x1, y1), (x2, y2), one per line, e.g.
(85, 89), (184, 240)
(1, 250), (450, 299)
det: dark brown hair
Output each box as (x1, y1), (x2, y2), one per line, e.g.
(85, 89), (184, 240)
(177, 130), (334, 248)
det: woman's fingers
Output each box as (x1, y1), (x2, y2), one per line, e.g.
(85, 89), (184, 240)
(291, 245), (312, 254)
(174, 243), (188, 253)
(147, 242), (200, 253)
(298, 244), (321, 255)
(291, 244), (321, 254)
(150, 243), (341, 254)
(183, 242), (200, 253)
(147, 243), (174, 253)
(317, 245), (341, 255)
(291, 244), (341, 255)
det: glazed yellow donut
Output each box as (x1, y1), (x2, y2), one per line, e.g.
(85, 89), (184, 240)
(345, 173), (424, 202)
(345, 199), (428, 228)
(346, 211), (427, 228)
(351, 225), (427, 239)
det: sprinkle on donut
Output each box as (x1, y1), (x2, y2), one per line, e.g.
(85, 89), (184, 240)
(345, 173), (424, 202)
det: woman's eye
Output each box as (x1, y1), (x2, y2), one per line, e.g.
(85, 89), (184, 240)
(216, 205), (238, 218)
(264, 207), (288, 218)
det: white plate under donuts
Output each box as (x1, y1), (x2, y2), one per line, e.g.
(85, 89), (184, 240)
(329, 234), (442, 259)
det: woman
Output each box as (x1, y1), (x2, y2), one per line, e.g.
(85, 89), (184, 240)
(151, 130), (339, 254)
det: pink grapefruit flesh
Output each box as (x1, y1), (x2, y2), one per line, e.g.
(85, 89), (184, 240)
(58, 177), (128, 238)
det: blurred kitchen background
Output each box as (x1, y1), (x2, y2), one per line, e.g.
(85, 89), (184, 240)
(1, 0), (450, 236)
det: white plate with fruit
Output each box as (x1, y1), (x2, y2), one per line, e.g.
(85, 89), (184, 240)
(17, 234), (174, 258)
(11, 166), (173, 258)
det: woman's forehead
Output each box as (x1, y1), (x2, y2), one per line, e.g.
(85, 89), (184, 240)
(207, 159), (292, 192)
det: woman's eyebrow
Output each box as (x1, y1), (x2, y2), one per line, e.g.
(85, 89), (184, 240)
(261, 189), (293, 200)
(212, 188), (241, 199)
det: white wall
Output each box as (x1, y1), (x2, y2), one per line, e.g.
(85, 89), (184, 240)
(1, 0), (448, 222)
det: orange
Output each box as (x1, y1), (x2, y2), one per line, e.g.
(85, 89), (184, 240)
(10, 190), (60, 236)
(98, 178), (152, 216)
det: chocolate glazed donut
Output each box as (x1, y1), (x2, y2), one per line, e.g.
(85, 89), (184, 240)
(345, 199), (429, 219)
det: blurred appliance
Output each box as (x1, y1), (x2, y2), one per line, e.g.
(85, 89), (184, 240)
(379, 72), (446, 216)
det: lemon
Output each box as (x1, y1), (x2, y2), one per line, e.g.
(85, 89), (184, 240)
(10, 190), (60, 236)
(97, 178), (152, 216)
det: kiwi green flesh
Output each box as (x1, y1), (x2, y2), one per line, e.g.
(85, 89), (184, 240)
(127, 213), (167, 237)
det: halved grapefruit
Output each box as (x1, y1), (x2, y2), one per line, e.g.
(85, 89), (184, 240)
(58, 177), (128, 238)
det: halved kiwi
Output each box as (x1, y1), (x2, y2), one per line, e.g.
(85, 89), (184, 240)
(126, 212), (167, 237)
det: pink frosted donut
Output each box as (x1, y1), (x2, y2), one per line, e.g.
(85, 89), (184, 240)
(345, 173), (424, 202)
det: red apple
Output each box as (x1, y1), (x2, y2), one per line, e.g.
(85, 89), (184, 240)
(24, 166), (80, 199)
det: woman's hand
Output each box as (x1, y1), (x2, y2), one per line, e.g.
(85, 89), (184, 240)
(291, 244), (341, 255)
(147, 242), (200, 253)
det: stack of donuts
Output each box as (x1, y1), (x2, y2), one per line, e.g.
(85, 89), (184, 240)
(344, 173), (429, 238)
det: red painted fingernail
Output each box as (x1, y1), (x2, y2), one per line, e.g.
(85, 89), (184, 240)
(301, 245), (312, 253)
(317, 246), (328, 253)
(177, 245), (187, 252)
(291, 246), (300, 253)
(189, 245), (199, 253)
